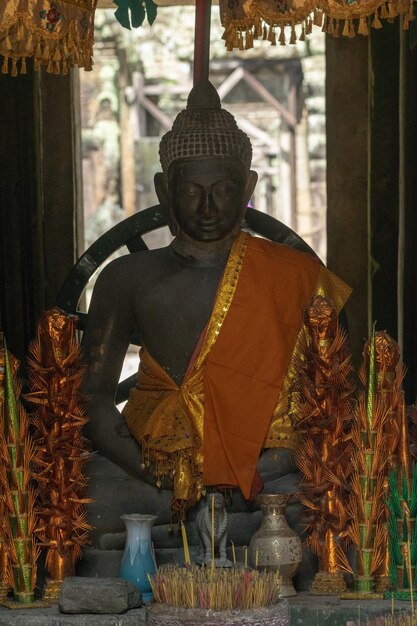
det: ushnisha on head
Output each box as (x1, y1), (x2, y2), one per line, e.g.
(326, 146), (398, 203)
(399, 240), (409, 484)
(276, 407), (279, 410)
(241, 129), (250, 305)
(155, 81), (258, 242)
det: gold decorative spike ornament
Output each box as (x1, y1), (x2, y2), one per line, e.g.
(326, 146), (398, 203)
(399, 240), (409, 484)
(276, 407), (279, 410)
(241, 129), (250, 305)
(0, 335), (39, 605)
(25, 308), (92, 593)
(292, 295), (355, 593)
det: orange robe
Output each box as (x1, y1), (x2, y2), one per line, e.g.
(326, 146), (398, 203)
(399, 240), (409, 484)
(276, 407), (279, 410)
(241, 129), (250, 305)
(122, 231), (351, 507)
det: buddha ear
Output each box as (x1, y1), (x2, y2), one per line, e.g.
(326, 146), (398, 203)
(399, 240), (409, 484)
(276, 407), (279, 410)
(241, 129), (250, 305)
(243, 170), (258, 209)
(154, 172), (179, 236)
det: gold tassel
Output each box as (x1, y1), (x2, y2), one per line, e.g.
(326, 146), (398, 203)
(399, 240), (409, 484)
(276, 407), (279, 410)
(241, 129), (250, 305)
(53, 47), (62, 62)
(47, 59), (53, 74)
(34, 57), (40, 71)
(322, 16), (328, 32)
(263, 24), (268, 39)
(43, 44), (50, 62)
(380, 3), (389, 19)
(349, 19), (356, 37)
(67, 31), (75, 52)
(306, 17), (313, 34)
(358, 16), (369, 35)
(314, 9), (323, 27)
(279, 25), (286, 45)
(268, 26), (276, 45)
(342, 18), (350, 36)
(403, 15), (410, 29)
(372, 10), (383, 28)
(62, 60), (69, 75)
(20, 58), (27, 75)
(17, 23), (24, 41)
(54, 61), (61, 75)
(327, 18), (334, 34)
(290, 25), (296, 44)
(1, 56), (9, 75)
(299, 25), (306, 41)
(11, 58), (17, 77)
(254, 18), (262, 38)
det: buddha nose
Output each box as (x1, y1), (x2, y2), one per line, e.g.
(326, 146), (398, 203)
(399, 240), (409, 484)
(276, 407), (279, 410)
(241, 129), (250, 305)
(202, 188), (215, 215)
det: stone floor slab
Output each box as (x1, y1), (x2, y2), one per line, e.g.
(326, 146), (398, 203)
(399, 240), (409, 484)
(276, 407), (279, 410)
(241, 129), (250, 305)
(0, 593), (413, 625)
(0, 605), (146, 625)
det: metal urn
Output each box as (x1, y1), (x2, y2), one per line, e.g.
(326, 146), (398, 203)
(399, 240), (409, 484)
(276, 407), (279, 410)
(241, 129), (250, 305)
(249, 494), (302, 597)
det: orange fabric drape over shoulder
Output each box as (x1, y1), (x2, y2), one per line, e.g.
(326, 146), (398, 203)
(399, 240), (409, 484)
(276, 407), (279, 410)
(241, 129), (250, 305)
(203, 236), (324, 498)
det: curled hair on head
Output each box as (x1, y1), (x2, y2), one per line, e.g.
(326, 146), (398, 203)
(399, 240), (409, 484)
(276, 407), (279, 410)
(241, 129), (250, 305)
(159, 81), (252, 177)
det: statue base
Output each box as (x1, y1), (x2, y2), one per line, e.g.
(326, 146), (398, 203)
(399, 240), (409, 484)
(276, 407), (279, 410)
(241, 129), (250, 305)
(146, 602), (289, 626)
(310, 571), (346, 595)
(43, 579), (63, 602)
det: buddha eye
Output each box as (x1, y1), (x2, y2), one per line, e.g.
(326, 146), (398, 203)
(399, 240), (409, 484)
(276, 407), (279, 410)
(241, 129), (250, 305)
(178, 183), (200, 197)
(213, 181), (236, 198)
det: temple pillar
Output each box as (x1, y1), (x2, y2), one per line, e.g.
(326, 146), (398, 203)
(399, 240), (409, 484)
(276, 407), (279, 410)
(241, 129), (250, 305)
(326, 35), (369, 370)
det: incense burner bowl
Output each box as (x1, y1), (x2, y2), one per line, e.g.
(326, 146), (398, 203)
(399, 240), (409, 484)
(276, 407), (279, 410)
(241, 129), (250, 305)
(249, 494), (302, 597)
(146, 602), (289, 625)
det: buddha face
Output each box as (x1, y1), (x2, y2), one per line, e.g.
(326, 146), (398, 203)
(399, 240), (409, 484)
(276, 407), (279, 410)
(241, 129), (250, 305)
(168, 158), (249, 242)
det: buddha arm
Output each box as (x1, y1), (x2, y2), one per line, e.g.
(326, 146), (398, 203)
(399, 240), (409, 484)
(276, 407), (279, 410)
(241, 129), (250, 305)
(81, 262), (151, 483)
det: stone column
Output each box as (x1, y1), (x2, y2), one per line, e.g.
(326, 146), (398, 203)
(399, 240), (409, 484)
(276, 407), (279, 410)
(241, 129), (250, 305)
(326, 35), (369, 369)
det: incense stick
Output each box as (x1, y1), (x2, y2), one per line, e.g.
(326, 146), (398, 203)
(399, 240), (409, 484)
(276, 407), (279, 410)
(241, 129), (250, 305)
(231, 541), (236, 564)
(181, 522), (191, 565)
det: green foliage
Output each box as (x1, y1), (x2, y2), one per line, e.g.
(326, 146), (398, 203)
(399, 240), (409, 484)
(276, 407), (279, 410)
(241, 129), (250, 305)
(387, 465), (417, 591)
(388, 470), (402, 520)
(113, 0), (158, 30)
(411, 462), (417, 518)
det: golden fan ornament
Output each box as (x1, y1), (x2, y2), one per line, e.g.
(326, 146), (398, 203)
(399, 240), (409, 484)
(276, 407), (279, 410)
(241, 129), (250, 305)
(25, 308), (92, 599)
(292, 295), (355, 594)
(340, 329), (410, 596)
(0, 334), (40, 605)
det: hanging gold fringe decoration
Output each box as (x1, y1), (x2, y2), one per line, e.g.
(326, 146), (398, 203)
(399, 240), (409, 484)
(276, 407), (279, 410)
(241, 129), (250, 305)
(219, 0), (414, 49)
(340, 329), (409, 596)
(25, 308), (92, 600)
(292, 295), (355, 594)
(0, 334), (40, 605)
(0, 0), (97, 77)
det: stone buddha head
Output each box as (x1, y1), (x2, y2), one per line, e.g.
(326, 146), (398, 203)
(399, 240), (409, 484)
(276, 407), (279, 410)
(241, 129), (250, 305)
(154, 81), (258, 243)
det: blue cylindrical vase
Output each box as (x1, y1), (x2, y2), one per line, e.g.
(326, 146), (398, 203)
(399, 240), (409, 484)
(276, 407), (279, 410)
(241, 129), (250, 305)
(119, 513), (158, 602)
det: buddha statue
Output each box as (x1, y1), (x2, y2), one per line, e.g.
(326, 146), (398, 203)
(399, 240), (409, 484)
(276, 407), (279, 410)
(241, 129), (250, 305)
(81, 81), (351, 583)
